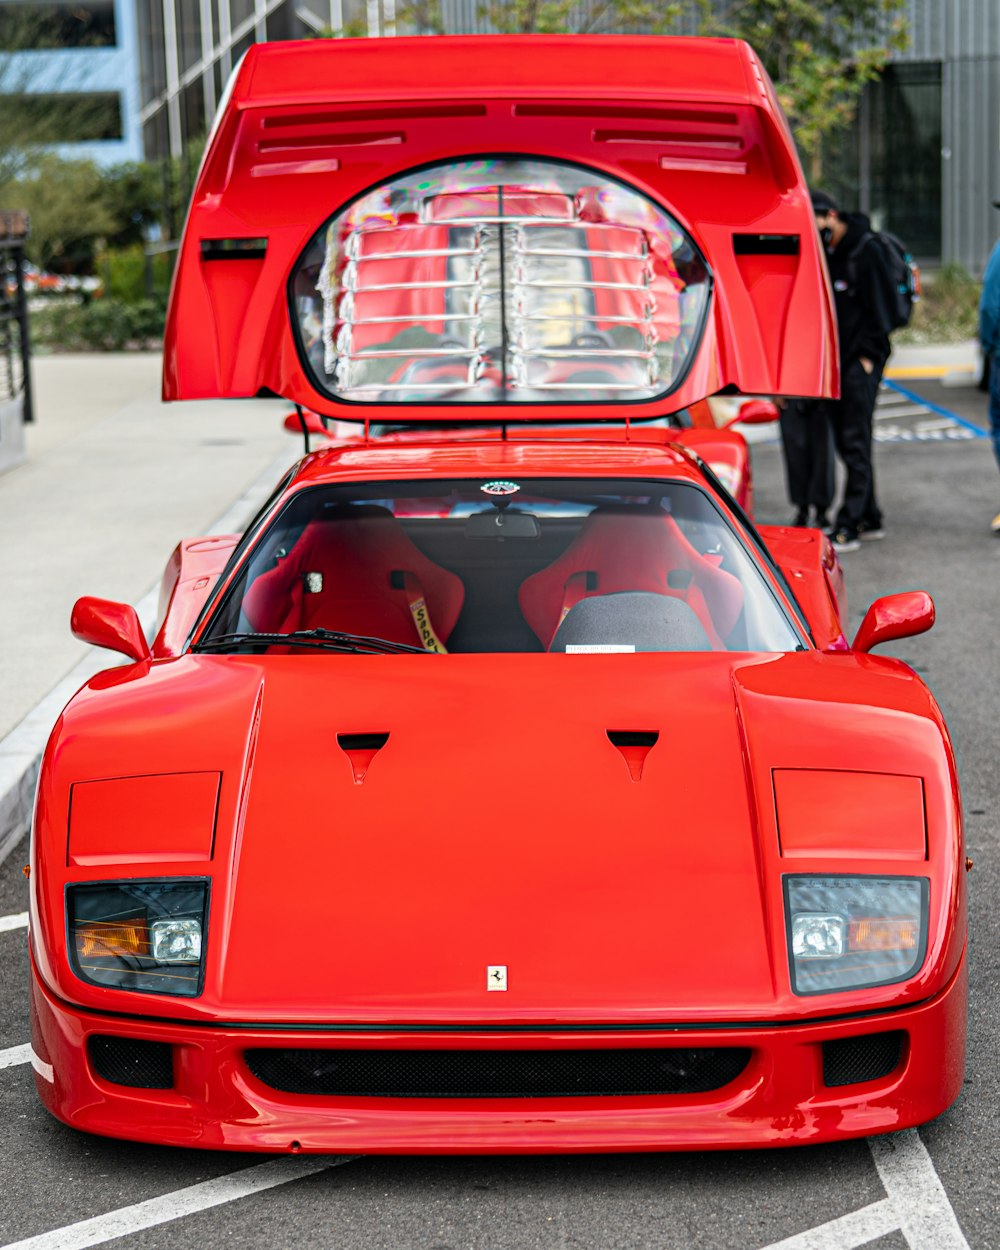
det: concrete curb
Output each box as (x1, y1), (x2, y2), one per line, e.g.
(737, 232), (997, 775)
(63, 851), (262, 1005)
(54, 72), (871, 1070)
(884, 365), (976, 380)
(0, 447), (295, 868)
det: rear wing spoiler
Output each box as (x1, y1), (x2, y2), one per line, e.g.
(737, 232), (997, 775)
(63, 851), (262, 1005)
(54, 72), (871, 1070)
(164, 35), (838, 420)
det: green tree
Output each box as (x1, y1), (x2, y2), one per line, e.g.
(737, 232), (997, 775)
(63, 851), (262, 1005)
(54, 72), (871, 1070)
(99, 162), (164, 249)
(393, 0), (444, 33)
(478, 0), (681, 34)
(0, 156), (114, 270)
(693, 0), (907, 169)
(390, 0), (906, 172)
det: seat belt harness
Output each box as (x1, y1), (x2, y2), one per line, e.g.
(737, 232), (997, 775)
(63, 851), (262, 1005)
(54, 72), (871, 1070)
(402, 573), (449, 653)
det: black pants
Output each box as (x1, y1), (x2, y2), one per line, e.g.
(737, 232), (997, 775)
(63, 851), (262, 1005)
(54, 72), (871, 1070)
(832, 358), (884, 533)
(779, 399), (834, 516)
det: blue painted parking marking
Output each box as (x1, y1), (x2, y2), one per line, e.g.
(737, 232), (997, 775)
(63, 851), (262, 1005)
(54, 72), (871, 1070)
(881, 380), (988, 438)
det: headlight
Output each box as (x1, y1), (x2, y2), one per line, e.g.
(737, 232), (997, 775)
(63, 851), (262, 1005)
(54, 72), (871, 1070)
(68, 879), (209, 997)
(784, 876), (927, 995)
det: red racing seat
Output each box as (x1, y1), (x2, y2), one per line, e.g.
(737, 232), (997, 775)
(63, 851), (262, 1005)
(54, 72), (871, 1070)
(242, 505), (464, 649)
(518, 507), (744, 650)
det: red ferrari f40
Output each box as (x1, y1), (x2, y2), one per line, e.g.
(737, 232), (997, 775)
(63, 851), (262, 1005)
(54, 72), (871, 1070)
(29, 35), (966, 1153)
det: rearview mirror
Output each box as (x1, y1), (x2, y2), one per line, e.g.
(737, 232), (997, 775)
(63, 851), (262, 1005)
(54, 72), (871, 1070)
(71, 597), (151, 663)
(464, 510), (540, 540)
(852, 591), (935, 654)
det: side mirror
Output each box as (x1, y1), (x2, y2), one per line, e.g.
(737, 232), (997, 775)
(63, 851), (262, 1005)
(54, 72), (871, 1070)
(852, 591), (935, 654)
(71, 597), (151, 663)
(723, 399), (779, 430)
(282, 410), (329, 437)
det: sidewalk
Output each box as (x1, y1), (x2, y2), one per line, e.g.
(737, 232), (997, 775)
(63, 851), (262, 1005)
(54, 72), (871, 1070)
(0, 353), (299, 861)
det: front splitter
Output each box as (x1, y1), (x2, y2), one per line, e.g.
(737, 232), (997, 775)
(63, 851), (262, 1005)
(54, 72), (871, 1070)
(30, 954), (967, 1153)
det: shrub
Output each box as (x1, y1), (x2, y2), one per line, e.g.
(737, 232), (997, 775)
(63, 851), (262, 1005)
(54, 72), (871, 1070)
(98, 244), (176, 303)
(102, 244), (147, 303)
(31, 297), (166, 351)
(128, 298), (169, 342)
(896, 263), (981, 345)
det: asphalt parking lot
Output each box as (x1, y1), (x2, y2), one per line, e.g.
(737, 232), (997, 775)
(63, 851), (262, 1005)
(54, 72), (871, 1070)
(0, 375), (997, 1249)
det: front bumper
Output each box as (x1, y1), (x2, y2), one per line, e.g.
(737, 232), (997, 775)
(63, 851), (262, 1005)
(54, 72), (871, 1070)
(30, 952), (966, 1153)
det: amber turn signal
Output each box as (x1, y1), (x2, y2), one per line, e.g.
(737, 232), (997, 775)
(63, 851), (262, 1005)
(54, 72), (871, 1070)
(75, 921), (150, 959)
(848, 917), (918, 952)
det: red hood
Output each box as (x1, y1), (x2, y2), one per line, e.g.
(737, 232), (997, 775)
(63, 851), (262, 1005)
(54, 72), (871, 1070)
(35, 651), (960, 1025)
(163, 36), (837, 418)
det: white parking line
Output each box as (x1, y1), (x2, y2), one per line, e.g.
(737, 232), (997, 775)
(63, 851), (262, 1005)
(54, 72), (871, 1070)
(0, 1032), (970, 1250)
(758, 1130), (969, 1250)
(870, 1130), (970, 1248)
(874, 426), (977, 443)
(758, 1197), (896, 1248)
(875, 402), (929, 418)
(0, 1043), (51, 1080)
(0, 912), (28, 933)
(915, 418), (961, 433)
(0, 1156), (356, 1250)
(0, 1043), (31, 1070)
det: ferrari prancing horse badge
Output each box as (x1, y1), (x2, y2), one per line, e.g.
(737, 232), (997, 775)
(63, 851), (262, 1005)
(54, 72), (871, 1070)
(487, 965), (508, 991)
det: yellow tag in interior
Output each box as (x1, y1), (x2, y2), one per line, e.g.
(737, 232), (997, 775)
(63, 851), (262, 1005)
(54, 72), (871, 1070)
(408, 596), (448, 653)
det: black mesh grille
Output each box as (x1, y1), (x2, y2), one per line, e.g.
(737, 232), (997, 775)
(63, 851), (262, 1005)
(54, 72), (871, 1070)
(88, 1035), (174, 1089)
(244, 1047), (751, 1098)
(822, 1031), (904, 1087)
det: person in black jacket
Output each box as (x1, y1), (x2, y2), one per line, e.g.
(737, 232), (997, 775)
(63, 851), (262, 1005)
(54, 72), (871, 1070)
(778, 397), (833, 529)
(810, 190), (896, 552)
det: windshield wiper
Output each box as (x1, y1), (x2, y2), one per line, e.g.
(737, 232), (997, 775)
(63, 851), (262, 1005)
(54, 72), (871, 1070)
(192, 629), (429, 655)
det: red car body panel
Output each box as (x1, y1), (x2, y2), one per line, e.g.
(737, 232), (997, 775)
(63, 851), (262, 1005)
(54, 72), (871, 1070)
(284, 417), (761, 511)
(33, 637), (964, 1022)
(154, 534), (241, 658)
(757, 524), (848, 651)
(30, 441), (967, 1151)
(163, 36), (838, 417)
(31, 957), (966, 1153)
(30, 617), (967, 1148)
(31, 37), (965, 1153)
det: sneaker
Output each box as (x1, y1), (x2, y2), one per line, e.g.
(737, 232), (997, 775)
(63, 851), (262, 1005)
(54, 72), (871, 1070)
(830, 528), (861, 553)
(813, 513), (830, 530)
(859, 523), (886, 542)
(991, 512), (1000, 534)
(790, 510), (809, 527)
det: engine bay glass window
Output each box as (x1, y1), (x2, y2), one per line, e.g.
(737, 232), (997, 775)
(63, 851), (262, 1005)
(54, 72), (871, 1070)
(198, 479), (802, 655)
(785, 876), (928, 995)
(289, 158), (711, 404)
(68, 879), (209, 997)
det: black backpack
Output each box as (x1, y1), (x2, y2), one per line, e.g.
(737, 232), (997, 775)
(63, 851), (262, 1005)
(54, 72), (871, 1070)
(850, 230), (921, 331)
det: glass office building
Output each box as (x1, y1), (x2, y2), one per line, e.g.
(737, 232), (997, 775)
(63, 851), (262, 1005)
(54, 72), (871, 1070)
(0, 0), (143, 164)
(135, 0), (379, 163)
(822, 0), (1000, 276)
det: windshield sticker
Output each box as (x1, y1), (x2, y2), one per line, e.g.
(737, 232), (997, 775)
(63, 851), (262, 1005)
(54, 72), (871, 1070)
(565, 644), (636, 654)
(481, 480), (520, 497)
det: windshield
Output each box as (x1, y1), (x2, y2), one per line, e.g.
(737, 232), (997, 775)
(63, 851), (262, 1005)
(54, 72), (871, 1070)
(290, 158), (711, 405)
(200, 479), (802, 654)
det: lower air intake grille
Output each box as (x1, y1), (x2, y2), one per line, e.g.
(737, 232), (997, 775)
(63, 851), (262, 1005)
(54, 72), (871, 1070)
(244, 1047), (751, 1098)
(822, 1031), (904, 1087)
(88, 1035), (174, 1089)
